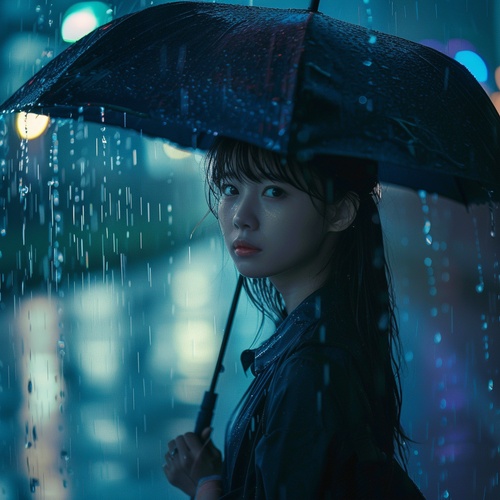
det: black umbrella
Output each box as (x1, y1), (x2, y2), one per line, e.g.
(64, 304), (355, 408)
(1, 0), (499, 435)
(1, 1), (499, 205)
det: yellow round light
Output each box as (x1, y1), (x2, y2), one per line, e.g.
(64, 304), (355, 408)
(15, 112), (50, 140)
(162, 143), (192, 160)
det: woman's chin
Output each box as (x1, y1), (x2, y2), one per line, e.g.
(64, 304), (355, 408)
(236, 270), (265, 279)
(233, 265), (268, 280)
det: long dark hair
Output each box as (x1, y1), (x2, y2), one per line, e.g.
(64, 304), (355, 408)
(205, 137), (409, 466)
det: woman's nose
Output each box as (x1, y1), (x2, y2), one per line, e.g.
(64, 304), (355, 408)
(233, 196), (258, 230)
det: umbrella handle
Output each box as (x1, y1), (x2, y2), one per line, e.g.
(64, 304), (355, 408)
(194, 275), (244, 437)
(194, 390), (218, 436)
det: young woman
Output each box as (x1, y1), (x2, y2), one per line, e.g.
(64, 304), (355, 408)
(163, 137), (424, 499)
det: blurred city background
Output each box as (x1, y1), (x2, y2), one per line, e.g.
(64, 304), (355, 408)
(0, 0), (499, 499)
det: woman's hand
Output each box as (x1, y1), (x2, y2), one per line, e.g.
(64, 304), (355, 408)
(163, 427), (223, 497)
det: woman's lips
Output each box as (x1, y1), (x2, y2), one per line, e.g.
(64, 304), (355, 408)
(233, 240), (261, 257)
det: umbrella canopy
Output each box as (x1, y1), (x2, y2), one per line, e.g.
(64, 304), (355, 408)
(1, 1), (499, 204)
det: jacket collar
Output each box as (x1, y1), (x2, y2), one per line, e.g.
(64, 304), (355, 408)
(241, 285), (333, 375)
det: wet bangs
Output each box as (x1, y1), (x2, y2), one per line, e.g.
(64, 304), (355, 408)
(204, 136), (380, 213)
(206, 137), (310, 192)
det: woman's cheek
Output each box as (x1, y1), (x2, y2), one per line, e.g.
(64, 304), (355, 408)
(217, 202), (231, 235)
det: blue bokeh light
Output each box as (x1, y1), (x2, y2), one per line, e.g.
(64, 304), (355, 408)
(454, 50), (488, 83)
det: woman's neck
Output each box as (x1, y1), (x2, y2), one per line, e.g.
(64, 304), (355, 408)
(270, 234), (336, 313)
(271, 271), (330, 314)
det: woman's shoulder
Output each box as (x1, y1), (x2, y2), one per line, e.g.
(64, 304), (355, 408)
(264, 333), (377, 460)
(288, 311), (365, 370)
(276, 339), (365, 396)
(273, 320), (374, 413)
(285, 339), (355, 371)
(272, 329), (368, 401)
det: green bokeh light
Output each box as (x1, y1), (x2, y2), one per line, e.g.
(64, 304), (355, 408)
(62, 2), (113, 43)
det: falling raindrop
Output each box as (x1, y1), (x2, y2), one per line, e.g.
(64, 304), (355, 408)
(58, 338), (66, 358)
(488, 199), (497, 238)
(472, 217), (485, 294)
(362, 0), (374, 25)
(316, 390), (323, 412)
(29, 478), (40, 493)
(480, 314), (488, 330)
(1, 3), (498, 499)
(323, 363), (330, 386)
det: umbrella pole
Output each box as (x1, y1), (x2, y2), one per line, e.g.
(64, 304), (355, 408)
(194, 274), (244, 437)
(308, 0), (320, 12)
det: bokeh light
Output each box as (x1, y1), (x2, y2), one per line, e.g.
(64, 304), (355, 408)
(0, 2), (499, 499)
(420, 39), (490, 85)
(454, 50), (488, 83)
(61, 2), (113, 43)
(15, 112), (50, 139)
(492, 67), (500, 114)
(163, 143), (192, 160)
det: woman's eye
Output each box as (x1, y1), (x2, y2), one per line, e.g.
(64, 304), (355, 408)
(263, 186), (285, 198)
(221, 184), (238, 196)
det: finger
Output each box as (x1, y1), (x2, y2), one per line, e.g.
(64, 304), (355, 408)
(200, 426), (212, 442)
(182, 432), (205, 454)
(163, 460), (175, 479)
(167, 438), (177, 453)
(199, 428), (221, 458)
(165, 445), (178, 461)
(201, 427), (219, 455)
(174, 435), (193, 460)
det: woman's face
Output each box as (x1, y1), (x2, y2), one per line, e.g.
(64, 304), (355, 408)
(217, 172), (337, 291)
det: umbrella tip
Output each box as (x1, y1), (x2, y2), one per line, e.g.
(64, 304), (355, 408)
(308, 0), (320, 12)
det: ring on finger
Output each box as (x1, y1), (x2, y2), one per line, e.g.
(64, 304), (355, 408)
(169, 447), (178, 457)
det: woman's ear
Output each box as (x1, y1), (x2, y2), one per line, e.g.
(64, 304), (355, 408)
(326, 193), (359, 232)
